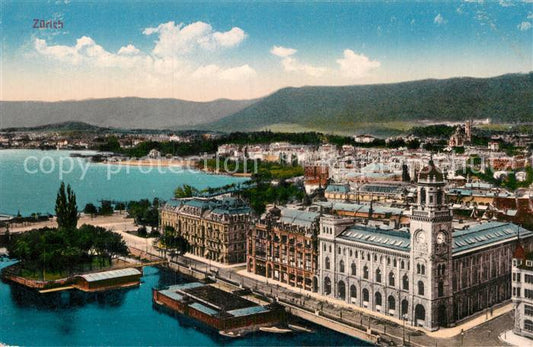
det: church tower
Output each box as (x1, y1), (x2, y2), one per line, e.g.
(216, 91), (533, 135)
(409, 160), (453, 330)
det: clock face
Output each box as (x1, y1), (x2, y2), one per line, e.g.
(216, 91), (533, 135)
(416, 231), (426, 243)
(436, 232), (446, 245)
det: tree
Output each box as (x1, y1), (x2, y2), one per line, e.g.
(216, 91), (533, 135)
(84, 203), (98, 216)
(55, 182), (78, 230)
(174, 184), (198, 198)
(99, 200), (114, 215)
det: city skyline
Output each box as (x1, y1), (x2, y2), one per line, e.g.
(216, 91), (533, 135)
(2, 1), (532, 102)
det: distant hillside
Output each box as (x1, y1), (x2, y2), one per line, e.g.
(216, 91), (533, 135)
(0, 97), (256, 130)
(201, 73), (532, 134)
(1, 121), (111, 132)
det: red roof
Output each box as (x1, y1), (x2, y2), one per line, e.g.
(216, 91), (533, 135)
(513, 243), (526, 260)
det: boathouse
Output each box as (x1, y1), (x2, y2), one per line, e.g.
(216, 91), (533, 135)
(153, 282), (283, 332)
(75, 268), (142, 292)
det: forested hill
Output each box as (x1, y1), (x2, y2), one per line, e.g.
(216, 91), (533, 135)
(201, 73), (532, 133)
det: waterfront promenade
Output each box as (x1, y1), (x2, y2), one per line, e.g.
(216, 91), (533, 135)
(4, 214), (517, 346)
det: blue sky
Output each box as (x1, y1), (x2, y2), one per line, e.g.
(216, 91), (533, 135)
(2, 0), (532, 101)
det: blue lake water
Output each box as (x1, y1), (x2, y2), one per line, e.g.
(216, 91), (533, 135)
(0, 149), (248, 216)
(0, 262), (367, 346)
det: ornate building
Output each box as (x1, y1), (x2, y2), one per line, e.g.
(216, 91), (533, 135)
(318, 161), (533, 330)
(247, 207), (321, 291)
(512, 246), (533, 339)
(160, 197), (251, 264)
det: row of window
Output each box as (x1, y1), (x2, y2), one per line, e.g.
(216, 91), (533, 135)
(323, 245), (410, 270)
(525, 305), (533, 317)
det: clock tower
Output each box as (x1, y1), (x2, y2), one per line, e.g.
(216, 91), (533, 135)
(409, 160), (453, 330)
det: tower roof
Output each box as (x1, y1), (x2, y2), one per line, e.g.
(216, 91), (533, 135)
(418, 160), (444, 182)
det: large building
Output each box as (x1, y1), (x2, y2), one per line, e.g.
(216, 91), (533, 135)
(318, 161), (533, 331)
(160, 197), (252, 264)
(512, 246), (533, 339)
(247, 206), (321, 291)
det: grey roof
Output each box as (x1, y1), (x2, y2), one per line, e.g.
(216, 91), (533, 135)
(339, 226), (411, 252)
(336, 221), (533, 255)
(325, 184), (350, 193)
(315, 201), (404, 216)
(452, 222), (532, 254)
(164, 197), (251, 216)
(360, 184), (403, 194)
(160, 289), (184, 302)
(189, 302), (218, 316)
(279, 207), (321, 228)
(227, 305), (269, 317)
(79, 268), (141, 283)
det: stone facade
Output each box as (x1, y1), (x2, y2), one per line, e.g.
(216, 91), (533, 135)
(512, 248), (533, 339)
(318, 161), (533, 331)
(247, 207), (320, 292)
(160, 197), (251, 264)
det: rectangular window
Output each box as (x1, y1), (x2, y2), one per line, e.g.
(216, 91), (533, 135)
(525, 289), (533, 299)
(525, 274), (533, 284)
(525, 305), (533, 317)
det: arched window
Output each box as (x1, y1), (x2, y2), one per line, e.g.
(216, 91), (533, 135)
(351, 263), (357, 276)
(422, 265), (426, 275)
(417, 264), (421, 274)
(350, 285), (357, 299)
(325, 257), (330, 270)
(420, 188), (426, 205)
(438, 281), (444, 297)
(324, 277), (332, 295)
(363, 288), (369, 302)
(403, 274), (409, 290)
(415, 304), (426, 322)
(376, 268), (382, 283)
(401, 260), (405, 269)
(418, 281), (425, 296)
(388, 296), (396, 312)
(340, 260), (345, 273)
(375, 292), (382, 306)
(363, 266), (369, 279)
(389, 272), (395, 287)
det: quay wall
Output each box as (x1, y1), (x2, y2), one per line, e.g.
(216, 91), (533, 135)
(284, 303), (379, 344)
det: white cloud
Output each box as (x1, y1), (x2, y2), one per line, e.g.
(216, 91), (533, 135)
(192, 64), (256, 81)
(34, 36), (149, 68)
(118, 44), (140, 55)
(271, 45), (326, 77)
(34, 21), (255, 86)
(434, 13), (447, 25)
(270, 46), (297, 58)
(336, 49), (380, 79)
(518, 21), (532, 31)
(281, 57), (327, 77)
(143, 21), (246, 57)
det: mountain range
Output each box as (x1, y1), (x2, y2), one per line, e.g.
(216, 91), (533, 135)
(1, 73), (531, 135)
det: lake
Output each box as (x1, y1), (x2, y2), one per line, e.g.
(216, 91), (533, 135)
(0, 149), (247, 216)
(0, 262), (367, 346)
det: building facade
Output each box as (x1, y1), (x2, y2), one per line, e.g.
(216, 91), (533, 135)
(512, 247), (533, 339)
(247, 207), (321, 291)
(160, 197), (251, 264)
(318, 161), (533, 330)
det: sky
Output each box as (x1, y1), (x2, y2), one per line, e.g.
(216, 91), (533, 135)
(1, 0), (532, 102)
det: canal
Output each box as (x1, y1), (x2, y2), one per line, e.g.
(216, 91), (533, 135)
(0, 262), (369, 346)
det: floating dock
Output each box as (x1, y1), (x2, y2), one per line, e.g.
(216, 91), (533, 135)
(153, 282), (284, 335)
